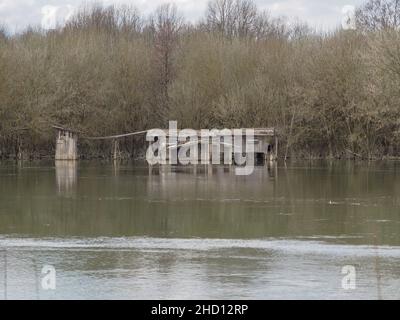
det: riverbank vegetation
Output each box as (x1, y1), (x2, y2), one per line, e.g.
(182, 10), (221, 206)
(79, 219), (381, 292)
(1, 0), (400, 160)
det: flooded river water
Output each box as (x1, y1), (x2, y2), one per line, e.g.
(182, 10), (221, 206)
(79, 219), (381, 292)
(0, 161), (399, 299)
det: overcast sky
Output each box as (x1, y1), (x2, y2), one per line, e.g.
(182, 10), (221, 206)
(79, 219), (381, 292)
(0, 0), (366, 33)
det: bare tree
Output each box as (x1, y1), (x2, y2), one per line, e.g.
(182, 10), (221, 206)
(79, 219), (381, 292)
(1, 1), (400, 159)
(65, 4), (118, 33)
(0, 24), (7, 42)
(206, 0), (237, 37)
(253, 11), (289, 40)
(117, 5), (143, 34)
(151, 4), (183, 118)
(206, 0), (258, 38)
(289, 19), (313, 40)
(235, 0), (258, 37)
(356, 0), (400, 31)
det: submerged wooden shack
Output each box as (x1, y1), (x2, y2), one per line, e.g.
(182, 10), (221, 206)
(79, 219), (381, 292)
(52, 126), (278, 163)
(147, 128), (278, 164)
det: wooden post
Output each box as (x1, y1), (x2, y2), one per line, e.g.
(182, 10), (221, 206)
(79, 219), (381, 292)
(16, 136), (23, 161)
(209, 140), (212, 164)
(112, 139), (119, 160)
(258, 136), (268, 164)
(275, 134), (278, 161)
(265, 144), (270, 163)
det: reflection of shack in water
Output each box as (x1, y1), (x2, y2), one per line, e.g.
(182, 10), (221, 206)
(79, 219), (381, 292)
(56, 161), (77, 195)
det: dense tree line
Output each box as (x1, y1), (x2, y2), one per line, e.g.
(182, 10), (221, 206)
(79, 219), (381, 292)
(0, 0), (400, 160)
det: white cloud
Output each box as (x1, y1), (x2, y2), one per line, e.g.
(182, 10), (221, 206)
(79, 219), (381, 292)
(258, 0), (364, 31)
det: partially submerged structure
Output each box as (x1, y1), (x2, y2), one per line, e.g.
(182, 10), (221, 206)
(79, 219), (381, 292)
(52, 126), (278, 163)
(147, 128), (278, 164)
(53, 126), (79, 161)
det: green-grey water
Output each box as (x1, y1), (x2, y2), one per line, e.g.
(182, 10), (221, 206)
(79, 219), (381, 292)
(0, 161), (399, 300)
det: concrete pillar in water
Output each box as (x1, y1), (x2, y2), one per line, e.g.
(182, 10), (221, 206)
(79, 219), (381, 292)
(54, 127), (78, 160)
